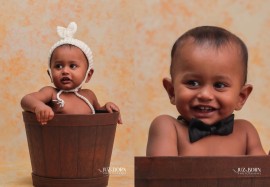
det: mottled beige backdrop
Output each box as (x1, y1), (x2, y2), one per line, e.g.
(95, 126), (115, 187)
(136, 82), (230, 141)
(1, 1), (270, 186)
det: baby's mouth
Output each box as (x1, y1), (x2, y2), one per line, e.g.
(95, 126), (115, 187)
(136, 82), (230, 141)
(60, 77), (72, 84)
(193, 106), (216, 113)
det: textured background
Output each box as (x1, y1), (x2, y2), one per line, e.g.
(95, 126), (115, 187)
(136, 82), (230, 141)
(1, 1), (270, 186)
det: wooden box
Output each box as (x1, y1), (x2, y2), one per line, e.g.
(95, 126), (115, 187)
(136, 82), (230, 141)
(135, 156), (270, 187)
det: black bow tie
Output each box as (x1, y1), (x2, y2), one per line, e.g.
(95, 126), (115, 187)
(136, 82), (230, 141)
(178, 114), (234, 143)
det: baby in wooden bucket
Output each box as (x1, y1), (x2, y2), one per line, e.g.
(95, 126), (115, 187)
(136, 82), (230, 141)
(21, 22), (122, 125)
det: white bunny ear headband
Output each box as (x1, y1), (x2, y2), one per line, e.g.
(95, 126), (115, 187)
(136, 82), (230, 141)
(48, 22), (95, 114)
(48, 22), (93, 78)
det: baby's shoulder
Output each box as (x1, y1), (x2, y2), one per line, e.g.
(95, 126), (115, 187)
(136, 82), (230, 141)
(39, 86), (57, 93)
(147, 115), (180, 156)
(37, 86), (58, 98)
(149, 115), (179, 134)
(234, 119), (258, 134)
(235, 119), (254, 127)
(234, 119), (266, 155)
(79, 88), (97, 99)
(80, 88), (95, 95)
(151, 114), (178, 125)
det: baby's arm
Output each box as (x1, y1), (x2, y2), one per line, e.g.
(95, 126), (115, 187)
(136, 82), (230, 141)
(21, 86), (55, 125)
(146, 115), (178, 156)
(243, 120), (266, 155)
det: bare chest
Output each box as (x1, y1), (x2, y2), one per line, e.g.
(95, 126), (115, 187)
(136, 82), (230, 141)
(50, 93), (93, 114)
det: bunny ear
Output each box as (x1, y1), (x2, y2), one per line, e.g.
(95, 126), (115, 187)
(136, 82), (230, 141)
(57, 22), (77, 39)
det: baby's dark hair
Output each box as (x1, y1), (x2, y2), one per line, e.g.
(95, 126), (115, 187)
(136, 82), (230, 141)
(170, 26), (248, 83)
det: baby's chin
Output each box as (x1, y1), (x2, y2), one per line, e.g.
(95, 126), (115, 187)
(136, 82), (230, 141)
(182, 115), (220, 125)
(198, 119), (217, 125)
(194, 116), (231, 126)
(54, 85), (79, 91)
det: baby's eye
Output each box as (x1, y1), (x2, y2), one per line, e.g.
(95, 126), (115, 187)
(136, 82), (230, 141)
(54, 64), (63, 69)
(214, 82), (227, 89)
(186, 80), (200, 88)
(70, 64), (78, 69)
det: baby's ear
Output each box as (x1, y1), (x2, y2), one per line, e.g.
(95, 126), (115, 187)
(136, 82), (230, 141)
(85, 69), (94, 83)
(47, 70), (53, 83)
(235, 84), (253, 110)
(163, 77), (175, 105)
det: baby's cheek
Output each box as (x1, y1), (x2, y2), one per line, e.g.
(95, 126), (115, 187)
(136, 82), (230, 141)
(220, 94), (239, 112)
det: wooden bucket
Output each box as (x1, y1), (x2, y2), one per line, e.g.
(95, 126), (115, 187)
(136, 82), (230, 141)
(23, 111), (119, 187)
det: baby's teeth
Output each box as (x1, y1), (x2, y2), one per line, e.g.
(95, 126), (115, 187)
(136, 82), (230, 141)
(199, 106), (212, 111)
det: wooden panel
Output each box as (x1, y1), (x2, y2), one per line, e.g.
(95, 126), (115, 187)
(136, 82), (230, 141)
(77, 126), (97, 177)
(59, 126), (79, 178)
(92, 125), (114, 177)
(104, 125), (117, 168)
(23, 110), (119, 126)
(25, 124), (46, 175)
(135, 156), (270, 187)
(42, 126), (61, 177)
(32, 173), (109, 187)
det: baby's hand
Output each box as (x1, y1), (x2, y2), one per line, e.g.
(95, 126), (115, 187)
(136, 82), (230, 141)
(105, 102), (123, 124)
(34, 104), (54, 125)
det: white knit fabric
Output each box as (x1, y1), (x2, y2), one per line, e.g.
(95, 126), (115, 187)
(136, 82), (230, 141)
(48, 22), (95, 114)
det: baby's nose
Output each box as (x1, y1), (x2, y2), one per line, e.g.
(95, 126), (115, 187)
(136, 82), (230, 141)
(61, 67), (70, 74)
(197, 86), (214, 101)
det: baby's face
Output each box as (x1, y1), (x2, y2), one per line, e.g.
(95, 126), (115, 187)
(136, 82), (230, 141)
(50, 45), (89, 90)
(171, 40), (246, 125)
